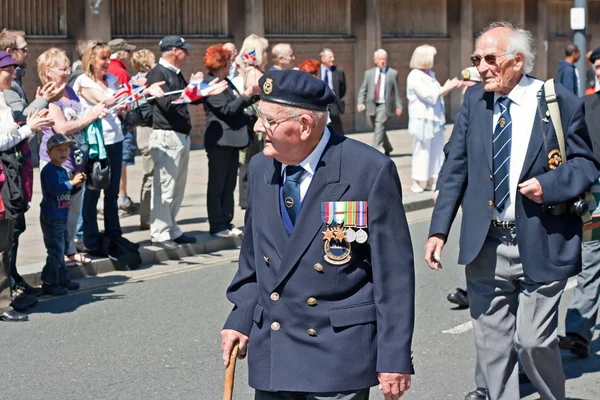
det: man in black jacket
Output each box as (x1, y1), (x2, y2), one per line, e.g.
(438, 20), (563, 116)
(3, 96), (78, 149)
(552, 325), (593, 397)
(144, 36), (222, 250)
(319, 48), (346, 135)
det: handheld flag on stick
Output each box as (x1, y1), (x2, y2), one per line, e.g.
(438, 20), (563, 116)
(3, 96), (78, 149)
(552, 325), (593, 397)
(171, 80), (212, 104)
(113, 83), (146, 104)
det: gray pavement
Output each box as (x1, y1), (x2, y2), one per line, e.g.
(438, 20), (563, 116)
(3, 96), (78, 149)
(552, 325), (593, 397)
(16, 128), (445, 281)
(2, 212), (599, 400)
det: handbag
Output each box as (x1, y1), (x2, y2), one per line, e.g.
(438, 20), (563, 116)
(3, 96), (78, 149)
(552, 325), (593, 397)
(85, 157), (111, 191)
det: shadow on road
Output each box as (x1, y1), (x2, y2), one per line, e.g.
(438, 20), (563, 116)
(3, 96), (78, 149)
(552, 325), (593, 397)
(27, 275), (129, 315)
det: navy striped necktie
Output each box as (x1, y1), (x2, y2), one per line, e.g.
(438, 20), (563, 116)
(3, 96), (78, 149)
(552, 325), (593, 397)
(493, 96), (512, 213)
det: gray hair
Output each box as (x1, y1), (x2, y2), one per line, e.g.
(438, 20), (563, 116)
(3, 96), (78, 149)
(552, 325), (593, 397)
(320, 48), (333, 58)
(280, 104), (327, 125)
(477, 21), (536, 74)
(374, 49), (387, 59)
(161, 50), (174, 58)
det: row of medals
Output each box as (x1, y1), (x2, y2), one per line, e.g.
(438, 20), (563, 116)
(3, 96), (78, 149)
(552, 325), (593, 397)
(342, 226), (368, 243)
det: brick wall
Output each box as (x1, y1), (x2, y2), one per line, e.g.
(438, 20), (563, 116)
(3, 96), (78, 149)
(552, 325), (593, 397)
(265, 38), (356, 132)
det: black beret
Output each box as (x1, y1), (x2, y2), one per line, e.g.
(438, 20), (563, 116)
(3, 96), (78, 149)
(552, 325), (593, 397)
(591, 47), (600, 64)
(258, 69), (336, 111)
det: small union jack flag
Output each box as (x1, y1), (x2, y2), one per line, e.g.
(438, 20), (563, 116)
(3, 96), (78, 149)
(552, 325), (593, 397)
(242, 49), (257, 63)
(172, 80), (212, 104)
(113, 83), (145, 103)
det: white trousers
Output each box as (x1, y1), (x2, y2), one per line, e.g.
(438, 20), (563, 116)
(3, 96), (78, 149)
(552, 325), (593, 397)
(411, 130), (445, 181)
(149, 129), (190, 242)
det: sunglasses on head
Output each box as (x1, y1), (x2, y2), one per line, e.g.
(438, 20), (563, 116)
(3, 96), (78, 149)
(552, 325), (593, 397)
(470, 52), (514, 67)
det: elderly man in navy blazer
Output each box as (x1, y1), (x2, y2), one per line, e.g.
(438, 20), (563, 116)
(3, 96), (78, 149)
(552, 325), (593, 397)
(221, 69), (415, 399)
(425, 22), (599, 400)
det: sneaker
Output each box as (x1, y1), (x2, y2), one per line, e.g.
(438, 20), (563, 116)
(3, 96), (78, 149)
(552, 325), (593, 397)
(411, 183), (424, 193)
(60, 281), (80, 291)
(118, 196), (140, 213)
(42, 284), (69, 296)
(231, 227), (244, 236)
(212, 229), (236, 238)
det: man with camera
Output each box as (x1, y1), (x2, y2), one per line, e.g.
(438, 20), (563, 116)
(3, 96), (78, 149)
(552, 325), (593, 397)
(424, 22), (599, 399)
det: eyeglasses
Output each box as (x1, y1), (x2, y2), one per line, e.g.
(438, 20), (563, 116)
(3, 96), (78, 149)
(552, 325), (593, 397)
(12, 46), (28, 53)
(470, 52), (514, 67)
(256, 109), (303, 131)
(0, 66), (16, 74)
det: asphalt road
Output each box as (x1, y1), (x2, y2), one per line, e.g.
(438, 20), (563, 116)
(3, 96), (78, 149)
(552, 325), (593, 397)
(2, 215), (599, 400)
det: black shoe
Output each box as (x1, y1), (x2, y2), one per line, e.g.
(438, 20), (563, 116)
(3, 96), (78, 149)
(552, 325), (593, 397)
(559, 333), (590, 357)
(16, 281), (43, 297)
(152, 240), (179, 250)
(518, 367), (530, 384)
(0, 309), (28, 322)
(174, 234), (197, 244)
(11, 290), (38, 312)
(42, 284), (69, 296)
(447, 288), (469, 307)
(465, 388), (487, 400)
(60, 281), (80, 291)
(86, 247), (108, 258)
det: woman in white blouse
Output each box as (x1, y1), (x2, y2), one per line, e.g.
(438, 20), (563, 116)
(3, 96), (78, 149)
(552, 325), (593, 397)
(407, 45), (461, 193)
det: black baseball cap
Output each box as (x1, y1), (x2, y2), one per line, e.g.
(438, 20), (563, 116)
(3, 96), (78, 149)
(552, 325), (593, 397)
(159, 36), (194, 52)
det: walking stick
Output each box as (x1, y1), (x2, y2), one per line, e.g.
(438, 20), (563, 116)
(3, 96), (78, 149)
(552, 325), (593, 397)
(222, 343), (240, 400)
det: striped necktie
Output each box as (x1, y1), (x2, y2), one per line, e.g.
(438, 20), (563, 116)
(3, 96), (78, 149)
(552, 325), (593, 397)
(493, 96), (512, 213)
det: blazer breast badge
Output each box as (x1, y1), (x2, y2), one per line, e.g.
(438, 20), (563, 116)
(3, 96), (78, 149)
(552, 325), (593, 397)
(321, 201), (368, 265)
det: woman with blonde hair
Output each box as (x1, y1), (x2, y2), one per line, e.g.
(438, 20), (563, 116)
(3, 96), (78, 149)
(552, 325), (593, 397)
(407, 44), (460, 192)
(236, 34), (269, 209)
(73, 42), (164, 255)
(37, 47), (108, 266)
(129, 48), (157, 231)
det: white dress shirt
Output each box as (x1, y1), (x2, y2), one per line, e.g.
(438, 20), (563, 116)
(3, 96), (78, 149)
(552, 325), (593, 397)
(374, 67), (387, 104)
(492, 75), (544, 221)
(281, 127), (331, 201)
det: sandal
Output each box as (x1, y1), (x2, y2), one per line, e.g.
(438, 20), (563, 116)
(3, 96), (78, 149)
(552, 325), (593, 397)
(64, 256), (78, 268)
(67, 253), (92, 264)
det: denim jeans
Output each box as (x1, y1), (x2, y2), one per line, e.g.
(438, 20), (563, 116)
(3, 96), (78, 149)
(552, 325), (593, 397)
(82, 141), (123, 249)
(40, 215), (69, 286)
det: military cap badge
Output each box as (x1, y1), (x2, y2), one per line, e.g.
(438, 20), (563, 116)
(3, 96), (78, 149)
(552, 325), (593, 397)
(263, 77), (273, 95)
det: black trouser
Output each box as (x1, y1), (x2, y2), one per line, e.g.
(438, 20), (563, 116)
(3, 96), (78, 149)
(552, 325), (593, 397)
(238, 162), (249, 210)
(206, 146), (239, 234)
(9, 212), (25, 286)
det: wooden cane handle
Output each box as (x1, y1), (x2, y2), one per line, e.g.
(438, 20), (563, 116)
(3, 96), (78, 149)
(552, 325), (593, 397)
(222, 343), (240, 400)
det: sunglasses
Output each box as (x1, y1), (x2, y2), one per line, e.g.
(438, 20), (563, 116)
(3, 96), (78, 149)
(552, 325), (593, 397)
(470, 52), (514, 67)
(12, 46), (28, 53)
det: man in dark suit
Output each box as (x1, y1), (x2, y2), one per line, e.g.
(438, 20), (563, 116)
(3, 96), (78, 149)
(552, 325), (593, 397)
(557, 43), (581, 96)
(559, 46), (600, 358)
(357, 49), (403, 156)
(425, 23), (599, 399)
(319, 48), (346, 135)
(221, 69), (415, 399)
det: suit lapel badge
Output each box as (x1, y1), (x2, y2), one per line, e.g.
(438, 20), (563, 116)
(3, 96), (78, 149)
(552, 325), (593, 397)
(321, 201), (369, 265)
